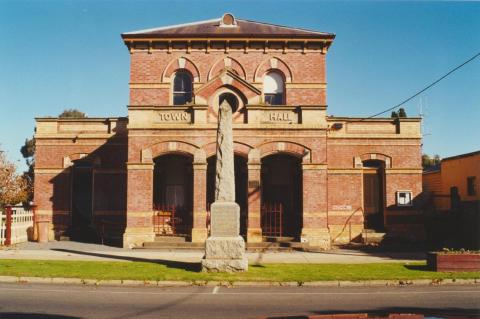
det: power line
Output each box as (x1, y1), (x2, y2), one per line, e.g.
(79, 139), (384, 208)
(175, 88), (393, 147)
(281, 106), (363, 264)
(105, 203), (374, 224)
(363, 51), (480, 119)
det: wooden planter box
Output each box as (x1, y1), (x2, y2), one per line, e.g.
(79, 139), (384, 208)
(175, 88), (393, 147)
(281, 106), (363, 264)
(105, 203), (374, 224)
(427, 251), (480, 272)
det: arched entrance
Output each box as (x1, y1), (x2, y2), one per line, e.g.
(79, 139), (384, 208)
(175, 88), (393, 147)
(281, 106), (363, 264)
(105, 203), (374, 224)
(207, 155), (248, 239)
(70, 159), (94, 241)
(261, 154), (302, 239)
(362, 159), (386, 231)
(153, 154), (193, 238)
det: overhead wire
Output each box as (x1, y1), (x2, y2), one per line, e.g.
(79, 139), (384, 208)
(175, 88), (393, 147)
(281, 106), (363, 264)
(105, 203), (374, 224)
(361, 51), (480, 120)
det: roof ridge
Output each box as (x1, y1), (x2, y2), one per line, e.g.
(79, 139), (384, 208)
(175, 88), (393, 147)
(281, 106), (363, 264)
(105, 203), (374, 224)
(123, 17), (221, 35)
(122, 15), (334, 37)
(237, 18), (333, 35)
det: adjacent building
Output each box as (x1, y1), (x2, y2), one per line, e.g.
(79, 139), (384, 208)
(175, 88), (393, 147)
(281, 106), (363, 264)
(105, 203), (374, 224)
(34, 14), (423, 248)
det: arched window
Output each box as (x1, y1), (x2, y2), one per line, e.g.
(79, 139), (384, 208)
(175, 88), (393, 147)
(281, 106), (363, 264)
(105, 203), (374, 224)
(173, 70), (193, 105)
(263, 71), (284, 105)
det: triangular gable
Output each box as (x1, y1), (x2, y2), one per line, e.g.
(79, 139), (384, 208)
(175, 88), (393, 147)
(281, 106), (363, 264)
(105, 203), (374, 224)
(195, 70), (261, 105)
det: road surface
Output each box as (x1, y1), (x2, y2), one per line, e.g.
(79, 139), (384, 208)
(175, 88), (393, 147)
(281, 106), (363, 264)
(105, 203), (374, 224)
(0, 283), (478, 318)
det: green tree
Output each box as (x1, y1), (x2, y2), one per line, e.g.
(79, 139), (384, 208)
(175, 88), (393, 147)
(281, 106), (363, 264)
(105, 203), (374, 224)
(391, 108), (407, 118)
(59, 109), (87, 118)
(20, 137), (35, 201)
(422, 153), (441, 169)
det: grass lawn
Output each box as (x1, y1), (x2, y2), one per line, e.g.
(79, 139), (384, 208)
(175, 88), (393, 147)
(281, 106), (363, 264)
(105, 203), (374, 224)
(0, 259), (479, 282)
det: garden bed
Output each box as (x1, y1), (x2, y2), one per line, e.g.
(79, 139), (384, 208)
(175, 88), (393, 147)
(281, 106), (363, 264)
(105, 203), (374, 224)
(427, 251), (480, 272)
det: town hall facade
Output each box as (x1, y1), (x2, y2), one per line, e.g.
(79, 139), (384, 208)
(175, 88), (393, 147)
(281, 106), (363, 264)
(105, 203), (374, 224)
(34, 14), (423, 249)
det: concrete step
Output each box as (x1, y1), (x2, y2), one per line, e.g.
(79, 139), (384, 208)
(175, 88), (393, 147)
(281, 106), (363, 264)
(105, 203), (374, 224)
(361, 230), (386, 244)
(247, 241), (305, 252)
(263, 236), (296, 243)
(153, 236), (187, 243)
(137, 240), (306, 251)
(141, 241), (203, 249)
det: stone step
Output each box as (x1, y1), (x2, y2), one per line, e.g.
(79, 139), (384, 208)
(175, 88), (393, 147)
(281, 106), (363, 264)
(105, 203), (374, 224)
(137, 240), (306, 251)
(262, 236), (296, 243)
(153, 236), (187, 243)
(141, 242), (203, 249)
(247, 242), (305, 251)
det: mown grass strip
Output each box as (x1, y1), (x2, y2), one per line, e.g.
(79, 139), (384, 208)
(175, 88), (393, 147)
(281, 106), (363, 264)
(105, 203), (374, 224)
(0, 259), (479, 282)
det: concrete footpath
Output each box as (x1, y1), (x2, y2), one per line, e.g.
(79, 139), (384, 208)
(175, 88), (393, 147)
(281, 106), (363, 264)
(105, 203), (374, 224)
(0, 241), (426, 264)
(1, 242), (478, 288)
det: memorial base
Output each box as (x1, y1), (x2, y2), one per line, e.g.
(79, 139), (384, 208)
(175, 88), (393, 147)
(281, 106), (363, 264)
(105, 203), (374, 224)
(202, 236), (248, 272)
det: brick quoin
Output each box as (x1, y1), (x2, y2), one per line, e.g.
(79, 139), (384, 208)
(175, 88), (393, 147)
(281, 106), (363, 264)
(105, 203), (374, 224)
(33, 14), (423, 249)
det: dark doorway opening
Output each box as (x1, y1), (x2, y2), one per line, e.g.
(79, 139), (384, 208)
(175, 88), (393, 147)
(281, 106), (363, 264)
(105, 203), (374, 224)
(70, 160), (95, 242)
(261, 154), (302, 239)
(153, 154), (193, 239)
(363, 159), (386, 231)
(207, 155), (248, 239)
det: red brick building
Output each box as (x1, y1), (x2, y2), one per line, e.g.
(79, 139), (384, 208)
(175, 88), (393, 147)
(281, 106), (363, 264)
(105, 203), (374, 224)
(34, 14), (423, 248)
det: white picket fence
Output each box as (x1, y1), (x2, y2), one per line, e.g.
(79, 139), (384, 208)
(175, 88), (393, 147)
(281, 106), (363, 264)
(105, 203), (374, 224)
(0, 205), (34, 245)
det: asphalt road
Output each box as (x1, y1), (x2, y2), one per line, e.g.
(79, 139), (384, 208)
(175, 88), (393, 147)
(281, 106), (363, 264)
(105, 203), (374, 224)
(0, 283), (478, 319)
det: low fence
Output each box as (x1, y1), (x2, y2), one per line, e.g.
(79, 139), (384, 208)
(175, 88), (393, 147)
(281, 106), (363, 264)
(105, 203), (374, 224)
(0, 204), (35, 246)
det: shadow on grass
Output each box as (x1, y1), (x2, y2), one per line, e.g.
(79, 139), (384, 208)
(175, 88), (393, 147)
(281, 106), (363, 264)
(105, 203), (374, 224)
(0, 314), (82, 319)
(404, 264), (431, 271)
(51, 249), (202, 272)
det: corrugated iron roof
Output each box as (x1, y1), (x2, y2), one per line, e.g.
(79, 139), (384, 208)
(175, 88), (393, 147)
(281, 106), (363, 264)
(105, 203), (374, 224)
(122, 15), (334, 39)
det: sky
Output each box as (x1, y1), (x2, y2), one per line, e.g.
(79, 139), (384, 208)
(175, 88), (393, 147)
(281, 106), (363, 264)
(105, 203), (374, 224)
(0, 0), (479, 172)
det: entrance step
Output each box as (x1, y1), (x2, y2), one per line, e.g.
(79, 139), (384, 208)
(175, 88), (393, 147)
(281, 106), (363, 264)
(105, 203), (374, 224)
(153, 236), (187, 243)
(263, 236), (296, 243)
(139, 242), (204, 250)
(361, 229), (386, 244)
(136, 240), (306, 251)
(247, 241), (305, 252)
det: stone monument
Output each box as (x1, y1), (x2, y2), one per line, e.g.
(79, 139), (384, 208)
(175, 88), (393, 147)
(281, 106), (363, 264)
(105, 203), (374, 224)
(201, 99), (248, 272)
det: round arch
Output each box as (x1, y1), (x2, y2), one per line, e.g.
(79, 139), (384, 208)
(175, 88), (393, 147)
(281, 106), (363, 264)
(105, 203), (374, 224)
(256, 141), (311, 163)
(162, 57), (201, 83)
(141, 140), (205, 164)
(203, 141), (253, 159)
(254, 57), (293, 83)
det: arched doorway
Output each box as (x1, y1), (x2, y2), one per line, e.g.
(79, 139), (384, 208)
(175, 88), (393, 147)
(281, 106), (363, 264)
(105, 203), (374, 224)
(70, 159), (95, 241)
(362, 159), (386, 231)
(261, 154), (302, 239)
(207, 155), (248, 239)
(153, 154), (193, 238)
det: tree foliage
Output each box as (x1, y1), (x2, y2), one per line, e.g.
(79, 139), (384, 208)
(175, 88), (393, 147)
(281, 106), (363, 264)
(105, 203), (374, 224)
(422, 153), (441, 169)
(391, 107), (407, 118)
(59, 109), (87, 118)
(20, 137), (35, 201)
(0, 149), (29, 206)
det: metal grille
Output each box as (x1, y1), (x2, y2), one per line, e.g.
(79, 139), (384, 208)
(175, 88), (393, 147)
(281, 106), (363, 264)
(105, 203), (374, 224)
(152, 204), (191, 236)
(261, 202), (283, 237)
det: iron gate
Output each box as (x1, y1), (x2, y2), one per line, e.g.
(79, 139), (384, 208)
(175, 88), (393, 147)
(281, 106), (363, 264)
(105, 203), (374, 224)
(153, 204), (191, 236)
(261, 202), (283, 237)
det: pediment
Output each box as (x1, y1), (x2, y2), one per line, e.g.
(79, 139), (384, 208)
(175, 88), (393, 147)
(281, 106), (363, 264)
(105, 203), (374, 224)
(194, 69), (261, 105)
